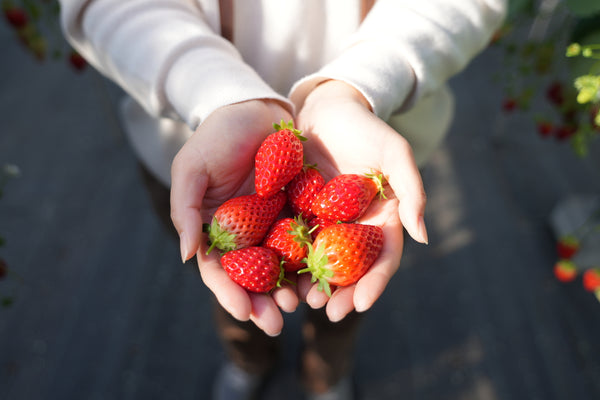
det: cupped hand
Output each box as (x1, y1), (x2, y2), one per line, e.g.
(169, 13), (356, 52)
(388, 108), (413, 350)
(292, 80), (429, 322)
(170, 99), (297, 337)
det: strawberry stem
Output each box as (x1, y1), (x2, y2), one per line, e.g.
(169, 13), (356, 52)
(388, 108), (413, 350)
(273, 119), (306, 141)
(366, 171), (387, 199)
(205, 217), (238, 255)
(299, 243), (334, 297)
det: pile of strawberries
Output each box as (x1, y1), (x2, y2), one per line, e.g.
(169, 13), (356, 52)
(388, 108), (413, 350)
(205, 121), (385, 297)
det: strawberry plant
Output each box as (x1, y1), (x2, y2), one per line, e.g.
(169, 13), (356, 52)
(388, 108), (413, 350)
(494, 0), (600, 156)
(1, 0), (87, 71)
(497, 1), (600, 304)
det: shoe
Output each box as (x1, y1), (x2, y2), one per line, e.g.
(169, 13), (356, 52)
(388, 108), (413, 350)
(212, 362), (264, 400)
(305, 376), (355, 400)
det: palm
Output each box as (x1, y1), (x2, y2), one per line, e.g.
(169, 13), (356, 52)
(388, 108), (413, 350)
(294, 87), (425, 321)
(170, 100), (295, 336)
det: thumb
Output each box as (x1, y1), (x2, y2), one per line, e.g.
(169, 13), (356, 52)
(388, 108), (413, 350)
(383, 139), (428, 244)
(170, 147), (209, 262)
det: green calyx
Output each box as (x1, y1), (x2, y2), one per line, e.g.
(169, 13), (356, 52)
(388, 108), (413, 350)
(288, 215), (316, 248)
(299, 243), (334, 297)
(273, 119), (307, 142)
(205, 217), (238, 255)
(365, 171), (388, 200)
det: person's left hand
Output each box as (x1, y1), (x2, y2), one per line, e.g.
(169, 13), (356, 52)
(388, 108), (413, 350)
(291, 80), (429, 322)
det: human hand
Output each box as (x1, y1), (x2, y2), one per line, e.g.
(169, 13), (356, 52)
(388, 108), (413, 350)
(170, 99), (297, 336)
(291, 80), (428, 322)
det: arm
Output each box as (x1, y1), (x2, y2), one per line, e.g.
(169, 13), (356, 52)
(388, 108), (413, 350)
(59, 0), (292, 127)
(59, 0), (295, 335)
(290, 0), (507, 320)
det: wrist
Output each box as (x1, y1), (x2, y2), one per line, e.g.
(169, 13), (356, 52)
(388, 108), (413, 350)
(304, 80), (373, 112)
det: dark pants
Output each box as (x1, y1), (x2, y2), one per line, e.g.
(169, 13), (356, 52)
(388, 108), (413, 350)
(139, 165), (363, 393)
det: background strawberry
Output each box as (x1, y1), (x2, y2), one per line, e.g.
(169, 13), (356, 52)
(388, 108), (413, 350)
(205, 192), (286, 254)
(262, 216), (314, 272)
(3, 6), (28, 29)
(286, 165), (325, 220)
(583, 268), (600, 293)
(553, 259), (578, 282)
(299, 223), (384, 296)
(221, 246), (283, 293)
(556, 235), (580, 259)
(311, 173), (385, 223)
(255, 120), (306, 198)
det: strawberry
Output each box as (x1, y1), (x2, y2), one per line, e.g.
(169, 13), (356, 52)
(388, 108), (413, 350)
(0, 258), (7, 280)
(286, 164), (325, 220)
(546, 81), (564, 106)
(3, 7), (28, 29)
(554, 124), (577, 141)
(262, 216), (314, 272)
(68, 50), (87, 72)
(205, 192), (286, 254)
(254, 120), (306, 198)
(221, 246), (284, 293)
(311, 173), (385, 223)
(556, 235), (580, 259)
(536, 120), (553, 137)
(299, 223), (384, 296)
(582, 268), (600, 293)
(502, 98), (517, 113)
(553, 259), (577, 283)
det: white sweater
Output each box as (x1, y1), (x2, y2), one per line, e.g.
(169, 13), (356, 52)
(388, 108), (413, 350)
(60, 0), (506, 186)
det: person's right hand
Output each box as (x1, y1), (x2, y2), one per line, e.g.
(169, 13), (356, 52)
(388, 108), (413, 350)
(170, 99), (296, 337)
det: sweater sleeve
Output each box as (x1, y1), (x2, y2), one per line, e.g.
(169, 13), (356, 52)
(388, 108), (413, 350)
(59, 0), (292, 129)
(289, 0), (507, 121)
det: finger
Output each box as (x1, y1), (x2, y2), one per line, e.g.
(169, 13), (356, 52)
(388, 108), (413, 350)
(170, 147), (209, 262)
(353, 220), (404, 312)
(381, 136), (428, 244)
(249, 293), (284, 337)
(305, 283), (330, 309)
(271, 282), (299, 313)
(297, 273), (314, 303)
(326, 285), (356, 322)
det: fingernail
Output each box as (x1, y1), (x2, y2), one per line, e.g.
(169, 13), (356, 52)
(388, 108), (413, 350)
(418, 216), (429, 245)
(179, 231), (189, 263)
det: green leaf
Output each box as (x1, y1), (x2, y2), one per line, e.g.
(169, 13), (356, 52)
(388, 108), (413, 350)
(564, 0), (600, 17)
(574, 74), (600, 104)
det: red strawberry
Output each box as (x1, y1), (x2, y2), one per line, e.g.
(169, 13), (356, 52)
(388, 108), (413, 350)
(255, 120), (306, 198)
(3, 7), (28, 29)
(311, 173), (385, 223)
(205, 192), (286, 254)
(582, 268), (600, 293)
(221, 246), (284, 293)
(286, 165), (325, 220)
(0, 258), (7, 280)
(502, 98), (517, 112)
(553, 259), (577, 283)
(68, 50), (87, 72)
(556, 235), (580, 259)
(546, 81), (564, 106)
(299, 223), (384, 296)
(262, 216), (314, 272)
(536, 121), (554, 137)
(554, 124), (577, 141)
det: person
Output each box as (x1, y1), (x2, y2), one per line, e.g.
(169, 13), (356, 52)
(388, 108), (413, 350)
(59, 0), (507, 398)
